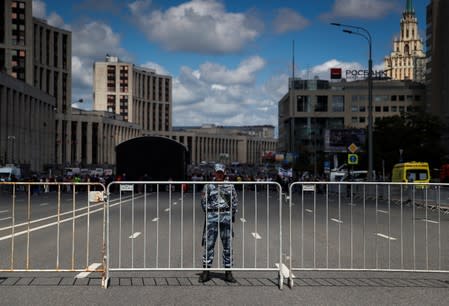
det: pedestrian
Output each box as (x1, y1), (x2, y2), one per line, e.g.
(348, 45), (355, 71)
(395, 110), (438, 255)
(199, 163), (238, 283)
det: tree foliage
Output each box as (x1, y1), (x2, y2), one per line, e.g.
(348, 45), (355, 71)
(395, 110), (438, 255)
(373, 111), (446, 174)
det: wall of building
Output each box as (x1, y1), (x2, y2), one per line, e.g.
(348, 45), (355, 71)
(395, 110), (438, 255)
(0, 71), (55, 171)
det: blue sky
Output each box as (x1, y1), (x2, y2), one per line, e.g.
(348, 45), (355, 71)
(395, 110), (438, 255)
(32, 0), (428, 128)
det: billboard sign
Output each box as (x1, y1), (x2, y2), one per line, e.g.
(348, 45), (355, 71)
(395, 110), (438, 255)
(330, 68), (342, 79)
(324, 129), (366, 153)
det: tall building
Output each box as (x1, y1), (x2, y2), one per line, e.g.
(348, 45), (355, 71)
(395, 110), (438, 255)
(426, 0), (449, 123)
(384, 0), (425, 82)
(93, 56), (172, 132)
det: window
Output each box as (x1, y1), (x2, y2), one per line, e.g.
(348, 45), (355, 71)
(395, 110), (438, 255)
(399, 95), (405, 101)
(383, 106), (389, 112)
(391, 95), (397, 101)
(391, 106), (397, 112)
(359, 106), (366, 112)
(359, 117), (366, 123)
(315, 96), (328, 112)
(375, 106), (381, 112)
(351, 104), (358, 112)
(351, 117), (358, 124)
(296, 96), (310, 112)
(331, 95), (344, 112)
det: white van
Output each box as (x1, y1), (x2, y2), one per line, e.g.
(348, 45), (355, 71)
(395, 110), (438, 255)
(0, 165), (22, 181)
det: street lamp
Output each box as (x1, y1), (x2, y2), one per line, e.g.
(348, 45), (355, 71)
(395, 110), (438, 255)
(331, 22), (373, 181)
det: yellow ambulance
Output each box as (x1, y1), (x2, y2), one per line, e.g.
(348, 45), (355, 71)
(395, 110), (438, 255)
(391, 162), (430, 183)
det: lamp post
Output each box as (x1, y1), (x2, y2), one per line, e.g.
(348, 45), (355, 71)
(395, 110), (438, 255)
(331, 22), (373, 181)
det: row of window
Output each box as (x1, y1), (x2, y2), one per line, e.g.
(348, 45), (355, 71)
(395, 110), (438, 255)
(297, 95), (421, 113)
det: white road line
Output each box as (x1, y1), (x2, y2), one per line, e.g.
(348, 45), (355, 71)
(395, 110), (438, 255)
(152, 217), (159, 222)
(0, 210), (9, 214)
(240, 218), (246, 223)
(377, 209), (389, 214)
(251, 232), (262, 239)
(376, 233), (397, 240)
(75, 263), (102, 279)
(305, 209), (313, 213)
(40, 203), (49, 206)
(0, 195), (141, 239)
(331, 218), (343, 224)
(164, 208), (171, 212)
(129, 232), (141, 239)
(0, 217), (12, 221)
(422, 219), (439, 224)
(275, 263), (295, 278)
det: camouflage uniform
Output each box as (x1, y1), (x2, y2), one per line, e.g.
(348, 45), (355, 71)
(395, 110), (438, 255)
(201, 182), (238, 268)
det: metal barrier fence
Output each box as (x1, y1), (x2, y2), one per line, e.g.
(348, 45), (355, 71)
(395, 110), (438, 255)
(287, 182), (449, 288)
(104, 181), (285, 288)
(2, 180), (449, 289)
(0, 182), (107, 287)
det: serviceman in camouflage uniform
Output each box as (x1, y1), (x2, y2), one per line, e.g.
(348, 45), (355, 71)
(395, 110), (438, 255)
(199, 163), (238, 283)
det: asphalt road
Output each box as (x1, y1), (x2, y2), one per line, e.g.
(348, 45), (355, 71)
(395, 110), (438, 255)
(1, 182), (449, 305)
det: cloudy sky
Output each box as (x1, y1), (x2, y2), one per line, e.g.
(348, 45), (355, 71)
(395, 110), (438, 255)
(32, 0), (428, 128)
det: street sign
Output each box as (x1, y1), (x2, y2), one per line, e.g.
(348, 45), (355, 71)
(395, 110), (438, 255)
(348, 143), (358, 154)
(302, 185), (316, 192)
(120, 184), (134, 191)
(348, 154), (359, 165)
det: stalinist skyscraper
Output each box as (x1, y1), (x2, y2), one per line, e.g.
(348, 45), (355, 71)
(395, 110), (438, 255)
(384, 0), (425, 82)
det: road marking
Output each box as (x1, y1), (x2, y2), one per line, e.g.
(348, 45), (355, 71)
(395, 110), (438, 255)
(164, 208), (170, 212)
(75, 263), (102, 279)
(377, 209), (389, 214)
(305, 209), (313, 213)
(422, 218), (439, 224)
(0, 194), (142, 239)
(252, 232), (262, 239)
(152, 217), (159, 222)
(331, 218), (343, 224)
(129, 232), (141, 239)
(40, 203), (49, 206)
(240, 218), (246, 223)
(376, 233), (397, 240)
(0, 217), (12, 221)
(0, 210), (9, 214)
(275, 263), (295, 278)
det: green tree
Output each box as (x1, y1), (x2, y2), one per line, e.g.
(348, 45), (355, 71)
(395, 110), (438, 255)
(373, 110), (446, 176)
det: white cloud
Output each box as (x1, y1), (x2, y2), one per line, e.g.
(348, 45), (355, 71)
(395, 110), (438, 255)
(273, 8), (310, 34)
(199, 56), (266, 85)
(128, 0), (261, 54)
(141, 61), (170, 76)
(298, 59), (364, 80)
(322, 0), (398, 20)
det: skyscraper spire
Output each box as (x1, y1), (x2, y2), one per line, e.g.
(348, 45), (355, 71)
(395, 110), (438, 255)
(406, 0), (414, 13)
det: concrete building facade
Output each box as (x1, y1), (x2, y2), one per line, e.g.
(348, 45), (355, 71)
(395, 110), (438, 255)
(0, 71), (55, 171)
(156, 125), (277, 165)
(278, 78), (426, 170)
(93, 56), (172, 133)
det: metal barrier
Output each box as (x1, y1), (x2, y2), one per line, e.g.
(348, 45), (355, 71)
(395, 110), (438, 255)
(104, 181), (285, 288)
(0, 182), (107, 287)
(3, 180), (449, 289)
(287, 182), (449, 288)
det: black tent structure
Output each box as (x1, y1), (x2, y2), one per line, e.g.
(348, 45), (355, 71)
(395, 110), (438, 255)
(116, 136), (189, 181)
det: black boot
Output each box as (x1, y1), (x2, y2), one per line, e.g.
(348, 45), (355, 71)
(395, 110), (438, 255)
(224, 271), (236, 283)
(198, 271), (210, 283)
